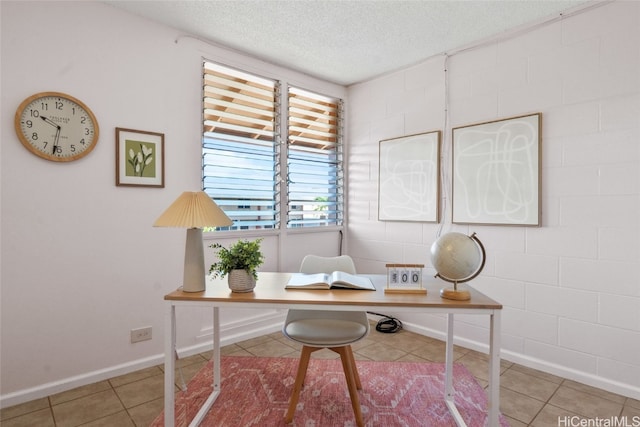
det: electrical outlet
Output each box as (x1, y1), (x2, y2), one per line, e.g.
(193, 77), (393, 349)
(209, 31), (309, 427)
(131, 326), (152, 343)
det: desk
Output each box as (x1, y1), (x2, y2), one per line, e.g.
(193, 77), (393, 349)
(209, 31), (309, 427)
(164, 273), (502, 427)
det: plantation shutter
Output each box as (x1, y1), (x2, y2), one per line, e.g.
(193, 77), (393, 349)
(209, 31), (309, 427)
(287, 87), (344, 228)
(202, 61), (280, 230)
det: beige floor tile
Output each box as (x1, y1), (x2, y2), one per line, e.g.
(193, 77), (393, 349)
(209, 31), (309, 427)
(109, 366), (164, 388)
(128, 397), (165, 427)
(622, 403), (640, 419)
(562, 379), (627, 404)
(549, 384), (624, 419)
(245, 338), (299, 357)
(457, 353), (489, 382)
(530, 403), (580, 427)
(82, 410), (135, 427)
(500, 368), (560, 402)
(49, 380), (111, 405)
(114, 374), (164, 409)
(354, 341), (409, 361)
(408, 339), (467, 362)
(52, 389), (124, 427)
(499, 387), (546, 425)
(235, 335), (273, 349)
(0, 397), (49, 421)
(0, 407), (55, 427)
(627, 398), (640, 410)
(510, 363), (564, 384)
(504, 415), (528, 427)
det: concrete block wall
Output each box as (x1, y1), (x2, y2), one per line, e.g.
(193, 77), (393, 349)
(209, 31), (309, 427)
(346, 0), (639, 398)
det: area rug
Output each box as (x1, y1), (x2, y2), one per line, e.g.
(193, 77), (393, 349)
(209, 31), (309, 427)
(151, 356), (509, 427)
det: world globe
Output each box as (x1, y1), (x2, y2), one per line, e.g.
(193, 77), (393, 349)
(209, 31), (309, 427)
(430, 232), (486, 300)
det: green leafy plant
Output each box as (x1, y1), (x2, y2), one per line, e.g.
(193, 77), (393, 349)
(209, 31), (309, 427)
(209, 238), (264, 280)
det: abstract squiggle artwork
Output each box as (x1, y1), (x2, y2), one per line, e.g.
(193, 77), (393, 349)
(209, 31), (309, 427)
(452, 113), (541, 225)
(378, 131), (440, 222)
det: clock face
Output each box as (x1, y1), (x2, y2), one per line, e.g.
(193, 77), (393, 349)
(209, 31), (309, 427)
(14, 92), (99, 162)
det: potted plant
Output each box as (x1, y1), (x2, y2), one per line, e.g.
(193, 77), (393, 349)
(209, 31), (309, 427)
(209, 238), (264, 292)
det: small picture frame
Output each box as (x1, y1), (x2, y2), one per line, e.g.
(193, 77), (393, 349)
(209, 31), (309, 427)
(116, 128), (165, 187)
(385, 264), (426, 294)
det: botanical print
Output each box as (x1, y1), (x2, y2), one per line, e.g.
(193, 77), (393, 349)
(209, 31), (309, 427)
(125, 140), (156, 178)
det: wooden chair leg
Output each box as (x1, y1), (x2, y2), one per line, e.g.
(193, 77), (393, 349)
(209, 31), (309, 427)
(346, 346), (362, 389)
(335, 346), (364, 427)
(285, 346), (313, 423)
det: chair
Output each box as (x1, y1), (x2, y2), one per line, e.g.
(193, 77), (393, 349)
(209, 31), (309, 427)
(282, 255), (369, 426)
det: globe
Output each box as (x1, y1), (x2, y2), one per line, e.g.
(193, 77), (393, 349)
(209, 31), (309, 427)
(430, 232), (486, 285)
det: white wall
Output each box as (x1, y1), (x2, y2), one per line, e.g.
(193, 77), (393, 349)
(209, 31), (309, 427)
(0, 1), (345, 407)
(347, 0), (639, 399)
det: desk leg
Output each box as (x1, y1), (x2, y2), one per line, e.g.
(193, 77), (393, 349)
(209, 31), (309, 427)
(213, 307), (220, 392)
(445, 313), (454, 400)
(445, 314), (465, 426)
(488, 310), (501, 426)
(164, 302), (176, 427)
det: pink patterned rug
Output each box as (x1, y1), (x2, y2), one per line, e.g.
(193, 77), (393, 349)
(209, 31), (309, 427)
(151, 356), (509, 427)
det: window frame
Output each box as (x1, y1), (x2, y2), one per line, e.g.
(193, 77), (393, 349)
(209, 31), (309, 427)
(201, 59), (345, 236)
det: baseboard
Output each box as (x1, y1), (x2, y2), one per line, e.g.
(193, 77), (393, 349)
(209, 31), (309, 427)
(0, 312), (286, 409)
(402, 321), (640, 401)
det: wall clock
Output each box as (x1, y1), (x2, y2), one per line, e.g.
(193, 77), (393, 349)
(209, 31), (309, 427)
(14, 91), (99, 162)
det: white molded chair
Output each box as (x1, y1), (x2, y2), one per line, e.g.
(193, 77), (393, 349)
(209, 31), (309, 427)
(282, 255), (369, 426)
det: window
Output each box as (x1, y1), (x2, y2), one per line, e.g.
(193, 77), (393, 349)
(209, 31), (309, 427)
(202, 61), (280, 230)
(202, 60), (344, 231)
(287, 87), (343, 228)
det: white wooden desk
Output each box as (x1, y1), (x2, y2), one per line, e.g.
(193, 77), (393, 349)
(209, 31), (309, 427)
(164, 272), (502, 427)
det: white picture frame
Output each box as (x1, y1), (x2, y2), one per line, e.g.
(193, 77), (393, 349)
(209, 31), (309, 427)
(378, 131), (441, 222)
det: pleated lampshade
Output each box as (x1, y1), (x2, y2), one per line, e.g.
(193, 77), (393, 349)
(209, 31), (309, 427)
(153, 191), (232, 228)
(154, 191), (232, 292)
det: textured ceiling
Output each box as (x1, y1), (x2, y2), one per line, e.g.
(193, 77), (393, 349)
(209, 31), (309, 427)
(104, 0), (593, 86)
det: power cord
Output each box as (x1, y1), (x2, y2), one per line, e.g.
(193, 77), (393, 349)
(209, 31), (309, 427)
(367, 311), (403, 334)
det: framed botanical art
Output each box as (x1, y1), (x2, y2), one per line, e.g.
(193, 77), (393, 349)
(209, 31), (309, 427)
(116, 128), (165, 188)
(452, 113), (541, 226)
(378, 131), (441, 222)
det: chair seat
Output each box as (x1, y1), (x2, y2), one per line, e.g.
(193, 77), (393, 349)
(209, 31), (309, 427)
(285, 318), (368, 346)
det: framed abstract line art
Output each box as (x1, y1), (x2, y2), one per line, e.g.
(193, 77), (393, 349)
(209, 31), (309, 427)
(378, 131), (441, 222)
(452, 113), (541, 226)
(116, 128), (165, 188)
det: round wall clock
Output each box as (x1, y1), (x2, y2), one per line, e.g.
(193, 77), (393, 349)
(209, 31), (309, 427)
(14, 91), (99, 162)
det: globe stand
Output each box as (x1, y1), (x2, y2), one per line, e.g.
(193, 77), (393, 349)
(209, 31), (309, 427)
(431, 232), (486, 302)
(440, 281), (471, 301)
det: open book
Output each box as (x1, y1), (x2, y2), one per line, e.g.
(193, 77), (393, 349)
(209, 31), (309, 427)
(286, 271), (376, 290)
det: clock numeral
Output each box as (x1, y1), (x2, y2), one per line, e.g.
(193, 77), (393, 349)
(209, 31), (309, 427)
(79, 138), (86, 145)
(24, 120), (33, 128)
(31, 132), (38, 141)
(70, 145), (76, 153)
(55, 101), (63, 110)
(40, 102), (48, 111)
(29, 109), (40, 118)
(53, 145), (62, 155)
(80, 116), (86, 124)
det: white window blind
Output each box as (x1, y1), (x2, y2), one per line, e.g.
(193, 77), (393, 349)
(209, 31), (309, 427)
(202, 61), (280, 230)
(287, 87), (344, 228)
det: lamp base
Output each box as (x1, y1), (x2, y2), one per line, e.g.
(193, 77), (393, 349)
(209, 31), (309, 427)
(440, 288), (471, 301)
(182, 228), (206, 292)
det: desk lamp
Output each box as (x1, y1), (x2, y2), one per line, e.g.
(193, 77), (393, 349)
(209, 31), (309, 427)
(154, 191), (233, 292)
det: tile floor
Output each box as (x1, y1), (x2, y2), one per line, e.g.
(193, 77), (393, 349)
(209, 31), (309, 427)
(2, 324), (639, 426)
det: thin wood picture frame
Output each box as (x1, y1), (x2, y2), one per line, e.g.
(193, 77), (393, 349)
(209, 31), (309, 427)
(378, 131), (441, 222)
(116, 127), (165, 188)
(452, 113), (541, 226)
